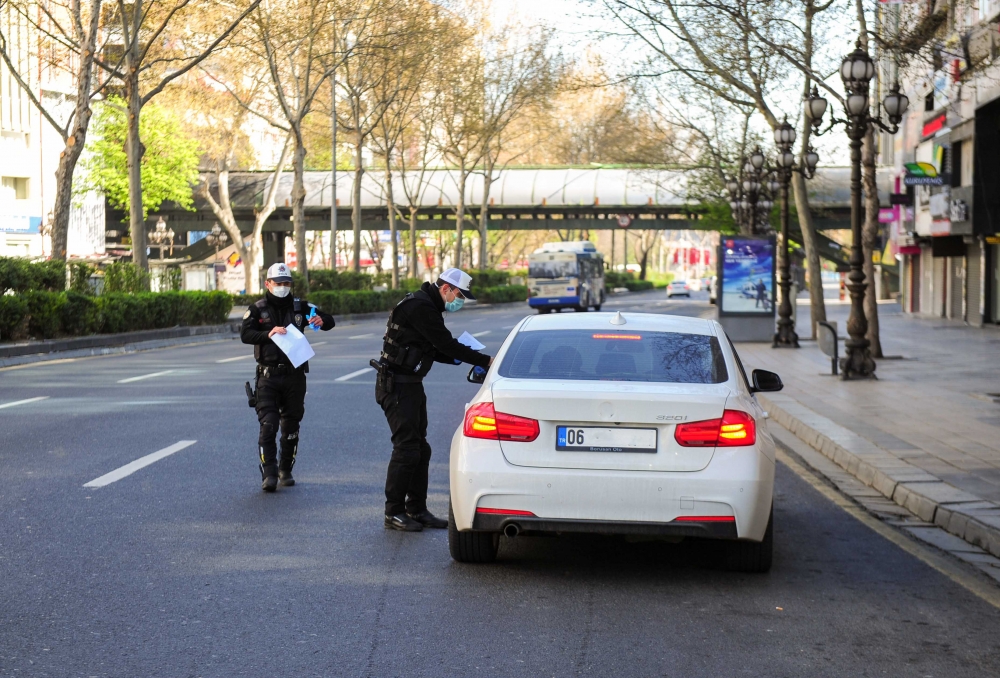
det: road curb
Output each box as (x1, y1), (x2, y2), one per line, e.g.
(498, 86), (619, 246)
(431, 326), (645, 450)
(759, 392), (1000, 559)
(0, 324), (239, 368)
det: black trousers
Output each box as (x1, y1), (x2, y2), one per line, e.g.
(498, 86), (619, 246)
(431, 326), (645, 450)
(255, 370), (307, 477)
(377, 380), (431, 517)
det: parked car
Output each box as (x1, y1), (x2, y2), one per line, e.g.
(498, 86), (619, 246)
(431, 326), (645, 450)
(667, 280), (691, 298)
(449, 311), (784, 572)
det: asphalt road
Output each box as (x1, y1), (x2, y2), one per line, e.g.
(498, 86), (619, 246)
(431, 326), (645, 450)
(2, 290), (998, 677)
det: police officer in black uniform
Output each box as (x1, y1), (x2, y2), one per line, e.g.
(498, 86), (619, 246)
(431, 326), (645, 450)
(375, 268), (492, 531)
(241, 263), (335, 492)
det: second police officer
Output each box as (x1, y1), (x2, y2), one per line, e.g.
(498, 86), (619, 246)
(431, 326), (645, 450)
(375, 268), (492, 531)
(241, 263), (335, 492)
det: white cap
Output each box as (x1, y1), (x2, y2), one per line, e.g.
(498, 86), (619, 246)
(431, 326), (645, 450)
(437, 267), (475, 300)
(265, 262), (293, 282)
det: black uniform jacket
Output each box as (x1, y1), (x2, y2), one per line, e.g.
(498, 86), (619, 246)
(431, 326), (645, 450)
(240, 292), (335, 372)
(389, 281), (491, 377)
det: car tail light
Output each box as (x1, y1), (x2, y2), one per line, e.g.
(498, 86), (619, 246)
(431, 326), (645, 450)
(476, 507), (536, 517)
(463, 402), (540, 442)
(674, 410), (756, 447)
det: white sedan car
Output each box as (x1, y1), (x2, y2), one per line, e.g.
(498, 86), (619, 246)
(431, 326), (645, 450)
(448, 311), (783, 572)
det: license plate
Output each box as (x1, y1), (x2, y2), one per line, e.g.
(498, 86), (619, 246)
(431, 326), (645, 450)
(556, 426), (657, 453)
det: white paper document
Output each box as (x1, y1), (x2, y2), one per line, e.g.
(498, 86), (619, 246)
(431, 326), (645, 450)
(456, 331), (486, 351)
(270, 324), (316, 368)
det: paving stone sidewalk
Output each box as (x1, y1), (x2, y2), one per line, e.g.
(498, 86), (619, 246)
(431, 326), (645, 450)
(734, 301), (1000, 558)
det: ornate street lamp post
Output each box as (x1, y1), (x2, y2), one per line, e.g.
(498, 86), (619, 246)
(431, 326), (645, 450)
(147, 216), (175, 260)
(205, 222), (229, 262)
(726, 147), (774, 235)
(806, 41), (908, 379)
(772, 119), (819, 348)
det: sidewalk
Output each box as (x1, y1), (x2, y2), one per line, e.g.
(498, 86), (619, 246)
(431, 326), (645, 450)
(735, 301), (1000, 558)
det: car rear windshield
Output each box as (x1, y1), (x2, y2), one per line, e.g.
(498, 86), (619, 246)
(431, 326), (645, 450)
(498, 329), (729, 383)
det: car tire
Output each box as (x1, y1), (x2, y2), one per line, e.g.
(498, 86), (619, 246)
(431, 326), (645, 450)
(448, 502), (499, 564)
(538, 308), (552, 314)
(725, 508), (773, 573)
(593, 304), (602, 311)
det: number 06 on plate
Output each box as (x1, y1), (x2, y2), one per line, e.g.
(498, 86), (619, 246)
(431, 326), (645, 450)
(555, 426), (657, 454)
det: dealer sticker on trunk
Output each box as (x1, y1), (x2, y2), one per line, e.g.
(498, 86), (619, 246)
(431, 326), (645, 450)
(556, 426), (657, 453)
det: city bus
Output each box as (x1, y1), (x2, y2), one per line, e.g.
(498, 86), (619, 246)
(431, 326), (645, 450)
(527, 241), (606, 313)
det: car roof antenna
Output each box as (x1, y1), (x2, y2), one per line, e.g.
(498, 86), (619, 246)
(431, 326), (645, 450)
(610, 311), (626, 326)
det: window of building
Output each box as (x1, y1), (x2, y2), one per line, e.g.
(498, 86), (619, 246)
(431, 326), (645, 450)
(1, 177), (29, 200)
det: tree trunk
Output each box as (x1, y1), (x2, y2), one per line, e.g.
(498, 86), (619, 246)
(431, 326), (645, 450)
(479, 171), (492, 269)
(50, 6), (101, 261)
(249, 136), (291, 294)
(454, 167), (467, 268)
(386, 166), (399, 288)
(862, 125), (882, 357)
(124, 63), (147, 271)
(352, 131), (364, 272)
(791, 172), (826, 340)
(291, 135), (308, 284)
(409, 206), (419, 280)
(200, 166), (252, 291)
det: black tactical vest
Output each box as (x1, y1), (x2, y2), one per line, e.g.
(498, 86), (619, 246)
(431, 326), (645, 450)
(254, 297), (308, 366)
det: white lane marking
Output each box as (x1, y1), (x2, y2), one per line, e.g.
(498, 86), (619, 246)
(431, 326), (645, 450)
(501, 325), (516, 329)
(83, 440), (197, 488)
(216, 355), (254, 363)
(334, 367), (375, 382)
(349, 333), (374, 339)
(471, 330), (491, 337)
(0, 396), (50, 410)
(117, 370), (175, 384)
(311, 341), (327, 346)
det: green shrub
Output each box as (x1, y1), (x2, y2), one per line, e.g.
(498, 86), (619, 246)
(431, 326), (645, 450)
(476, 285), (527, 304)
(23, 290), (67, 339)
(604, 271), (634, 288)
(103, 262), (150, 293)
(292, 269), (375, 294)
(309, 289), (407, 315)
(68, 262), (95, 294)
(62, 291), (103, 335)
(469, 269), (510, 290)
(624, 280), (655, 292)
(0, 295), (29, 340)
(0, 257), (66, 293)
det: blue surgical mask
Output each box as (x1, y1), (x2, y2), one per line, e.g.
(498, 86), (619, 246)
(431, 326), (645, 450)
(445, 296), (465, 312)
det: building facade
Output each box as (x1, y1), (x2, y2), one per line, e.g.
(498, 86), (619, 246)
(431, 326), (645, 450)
(893, 0), (1000, 325)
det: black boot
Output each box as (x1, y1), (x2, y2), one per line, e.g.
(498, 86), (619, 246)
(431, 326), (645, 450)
(406, 510), (448, 529)
(278, 435), (297, 487)
(384, 514), (423, 532)
(278, 470), (295, 487)
(260, 463), (278, 493)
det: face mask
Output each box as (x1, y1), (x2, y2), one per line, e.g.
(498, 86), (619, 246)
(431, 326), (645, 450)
(444, 293), (465, 313)
(270, 285), (291, 298)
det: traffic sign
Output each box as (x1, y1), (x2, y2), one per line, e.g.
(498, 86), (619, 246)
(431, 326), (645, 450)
(617, 215), (632, 229)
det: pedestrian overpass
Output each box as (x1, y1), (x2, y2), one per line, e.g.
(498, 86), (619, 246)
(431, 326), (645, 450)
(131, 167), (891, 270)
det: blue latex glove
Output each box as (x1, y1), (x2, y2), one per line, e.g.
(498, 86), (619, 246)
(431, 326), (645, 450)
(453, 358), (462, 365)
(306, 306), (318, 331)
(473, 365), (487, 377)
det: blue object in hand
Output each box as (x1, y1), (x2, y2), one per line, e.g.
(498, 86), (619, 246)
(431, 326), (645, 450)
(306, 306), (318, 331)
(453, 358), (462, 365)
(473, 366), (487, 376)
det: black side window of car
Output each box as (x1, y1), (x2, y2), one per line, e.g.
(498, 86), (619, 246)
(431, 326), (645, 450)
(727, 337), (751, 392)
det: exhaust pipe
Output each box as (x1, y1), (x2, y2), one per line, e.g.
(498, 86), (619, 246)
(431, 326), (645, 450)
(503, 523), (520, 539)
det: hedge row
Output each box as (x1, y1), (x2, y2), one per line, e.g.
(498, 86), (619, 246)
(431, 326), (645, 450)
(624, 280), (655, 292)
(475, 285), (527, 304)
(0, 290), (232, 341)
(0, 257), (66, 293)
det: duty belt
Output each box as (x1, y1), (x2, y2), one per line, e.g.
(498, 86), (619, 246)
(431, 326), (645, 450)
(257, 363), (300, 378)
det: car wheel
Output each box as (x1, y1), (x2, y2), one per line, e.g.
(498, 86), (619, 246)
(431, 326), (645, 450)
(593, 304), (602, 311)
(724, 508), (772, 573)
(448, 501), (499, 564)
(538, 308), (552, 314)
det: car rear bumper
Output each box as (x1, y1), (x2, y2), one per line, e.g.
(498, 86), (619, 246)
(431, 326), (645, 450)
(450, 431), (775, 541)
(471, 514), (738, 539)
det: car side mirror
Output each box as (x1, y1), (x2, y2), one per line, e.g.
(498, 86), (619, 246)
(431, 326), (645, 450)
(467, 366), (487, 384)
(750, 369), (783, 393)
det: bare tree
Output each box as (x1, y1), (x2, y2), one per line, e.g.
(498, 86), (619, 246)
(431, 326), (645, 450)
(99, 0), (262, 271)
(599, 0), (840, 337)
(0, 0), (109, 261)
